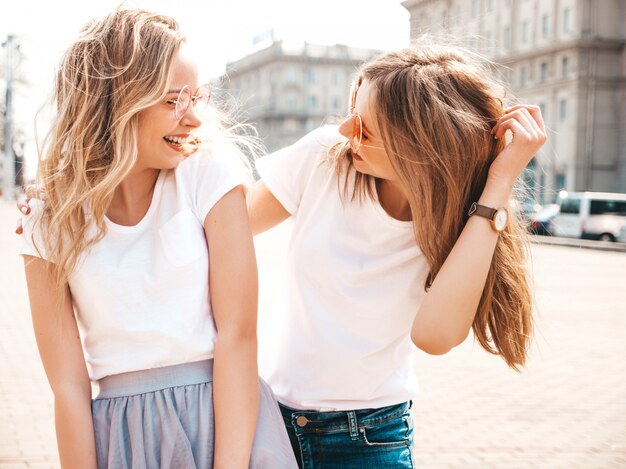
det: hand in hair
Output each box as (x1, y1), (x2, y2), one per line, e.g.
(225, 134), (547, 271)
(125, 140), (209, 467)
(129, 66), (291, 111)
(488, 104), (547, 191)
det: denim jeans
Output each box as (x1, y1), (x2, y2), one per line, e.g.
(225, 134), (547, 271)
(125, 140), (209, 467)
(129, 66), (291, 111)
(279, 401), (414, 469)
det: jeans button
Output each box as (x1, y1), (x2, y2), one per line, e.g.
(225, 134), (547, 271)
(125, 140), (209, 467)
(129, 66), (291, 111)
(296, 416), (309, 427)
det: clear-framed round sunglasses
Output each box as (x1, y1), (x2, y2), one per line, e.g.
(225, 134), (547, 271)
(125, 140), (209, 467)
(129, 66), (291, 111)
(173, 83), (212, 119)
(347, 79), (385, 152)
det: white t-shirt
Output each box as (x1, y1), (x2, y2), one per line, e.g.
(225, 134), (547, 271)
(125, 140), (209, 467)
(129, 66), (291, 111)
(256, 126), (430, 411)
(21, 147), (247, 381)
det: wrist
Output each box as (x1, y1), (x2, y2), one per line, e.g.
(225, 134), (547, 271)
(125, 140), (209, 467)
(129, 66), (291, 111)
(479, 177), (514, 208)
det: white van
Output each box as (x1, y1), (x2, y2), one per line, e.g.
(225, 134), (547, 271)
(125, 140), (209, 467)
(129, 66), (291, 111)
(552, 192), (626, 242)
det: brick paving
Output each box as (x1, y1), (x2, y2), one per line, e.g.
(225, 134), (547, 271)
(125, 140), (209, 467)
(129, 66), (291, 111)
(1, 202), (625, 468)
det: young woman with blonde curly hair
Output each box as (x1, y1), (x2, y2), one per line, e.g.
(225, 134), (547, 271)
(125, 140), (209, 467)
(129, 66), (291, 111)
(19, 8), (296, 469)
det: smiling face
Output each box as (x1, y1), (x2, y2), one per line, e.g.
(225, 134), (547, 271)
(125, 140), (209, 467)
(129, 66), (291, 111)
(135, 44), (202, 172)
(338, 78), (398, 183)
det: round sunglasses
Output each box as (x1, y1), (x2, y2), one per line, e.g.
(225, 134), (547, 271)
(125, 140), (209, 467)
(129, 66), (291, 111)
(171, 84), (212, 119)
(347, 80), (385, 152)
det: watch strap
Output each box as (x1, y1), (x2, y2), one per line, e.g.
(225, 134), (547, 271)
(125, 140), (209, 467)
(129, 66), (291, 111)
(467, 202), (497, 220)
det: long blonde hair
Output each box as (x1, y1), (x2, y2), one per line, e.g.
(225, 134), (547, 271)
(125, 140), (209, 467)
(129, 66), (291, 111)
(33, 8), (228, 293)
(334, 43), (532, 369)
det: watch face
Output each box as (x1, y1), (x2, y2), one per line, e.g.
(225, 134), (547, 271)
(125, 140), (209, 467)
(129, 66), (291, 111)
(494, 209), (508, 231)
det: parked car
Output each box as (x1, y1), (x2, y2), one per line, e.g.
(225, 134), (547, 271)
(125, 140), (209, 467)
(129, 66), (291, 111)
(552, 191), (626, 242)
(528, 204), (559, 236)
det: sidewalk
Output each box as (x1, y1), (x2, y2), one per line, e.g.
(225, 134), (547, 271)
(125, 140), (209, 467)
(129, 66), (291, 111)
(0, 204), (57, 468)
(2, 202), (626, 468)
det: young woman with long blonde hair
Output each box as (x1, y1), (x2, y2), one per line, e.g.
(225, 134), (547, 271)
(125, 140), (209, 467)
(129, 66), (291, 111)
(248, 44), (546, 467)
(19, 8), (296, 468)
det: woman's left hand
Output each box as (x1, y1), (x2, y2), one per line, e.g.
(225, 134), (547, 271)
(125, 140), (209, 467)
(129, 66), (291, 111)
(488, 104), (547, 190)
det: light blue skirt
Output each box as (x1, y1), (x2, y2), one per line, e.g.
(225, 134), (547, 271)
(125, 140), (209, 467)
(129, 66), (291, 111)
(92, 359), (297, 468)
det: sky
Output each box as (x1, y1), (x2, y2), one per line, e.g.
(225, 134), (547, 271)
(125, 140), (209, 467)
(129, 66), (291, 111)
(1, 0), (410, 177)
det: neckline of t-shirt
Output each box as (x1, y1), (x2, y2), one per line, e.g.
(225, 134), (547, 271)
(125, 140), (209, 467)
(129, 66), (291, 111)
(104, 170), (166, 233)
(368, 180), (414, 229)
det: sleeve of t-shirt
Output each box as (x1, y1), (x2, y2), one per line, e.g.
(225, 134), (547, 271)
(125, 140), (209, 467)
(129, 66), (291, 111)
(255, 125), (343, 215)
(179, 144), (252, 223)
(20, 198), (49, 260)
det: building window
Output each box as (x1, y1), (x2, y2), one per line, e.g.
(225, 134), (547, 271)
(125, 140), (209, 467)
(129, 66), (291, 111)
(331, 70), (341, 85)
(307, 69), (317, 84)
(333, 97), (341, 112)
(559, 99), (567, 121)
(286, 96), (296, 110)
(562, 56), (570, 77)
(286, 69), (296, 84)
(542, 15), (550, 38)
(563, 8), (572, 32)
(487, 0), (494, 12)
(503, 26), (511, 49)
(521, 20), (529, 43)
(308, 95), (318, 109)
(471, 0), (478, 18)
(539, 103), (547, 120)
(520, 67), (528, 86)
(540, 62), (548, 82)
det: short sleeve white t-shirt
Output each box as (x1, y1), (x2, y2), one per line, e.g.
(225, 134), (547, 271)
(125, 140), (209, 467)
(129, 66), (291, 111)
(21, 146), (248, 381)
(255, 126), (430, 411)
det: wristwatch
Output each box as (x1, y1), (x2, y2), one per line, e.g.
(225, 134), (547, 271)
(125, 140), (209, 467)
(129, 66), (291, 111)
(467, 202), (509, 232)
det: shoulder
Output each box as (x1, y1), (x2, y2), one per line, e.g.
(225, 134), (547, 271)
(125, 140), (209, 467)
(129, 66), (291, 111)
(172, 143), (251, 222)
(178, 142), (243, 169)
(296, 125), (346, 154)
(256, 125), (345, 172)
(176, 143), (251, 183)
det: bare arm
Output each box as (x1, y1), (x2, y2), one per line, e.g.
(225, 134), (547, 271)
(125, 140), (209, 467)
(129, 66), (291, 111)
(205, 185), (259, 469)
(247, 180), (291, 235)
(411, 105), (547, 354)
(23, 256), (96, 468)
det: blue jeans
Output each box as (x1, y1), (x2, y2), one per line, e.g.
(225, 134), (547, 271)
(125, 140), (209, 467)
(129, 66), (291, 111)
(279, 401), (414, 469)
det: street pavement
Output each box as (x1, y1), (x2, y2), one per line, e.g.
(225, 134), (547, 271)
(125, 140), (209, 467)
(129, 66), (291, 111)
(1, 201), (625, 468)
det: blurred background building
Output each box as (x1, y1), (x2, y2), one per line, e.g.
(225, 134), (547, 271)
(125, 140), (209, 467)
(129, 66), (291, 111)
(2, 1), (624, 202)
(402, 0), (626, 203)
(1, 34), (24, 201)
(221, 40), (380, 153)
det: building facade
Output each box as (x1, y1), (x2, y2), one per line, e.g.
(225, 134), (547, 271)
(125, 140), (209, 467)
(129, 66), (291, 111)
(402, 0), (626, 201)
(221, 41), (380, 153)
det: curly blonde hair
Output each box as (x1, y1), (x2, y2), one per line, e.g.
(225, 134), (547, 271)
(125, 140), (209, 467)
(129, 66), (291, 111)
(34, 8), (257, 294)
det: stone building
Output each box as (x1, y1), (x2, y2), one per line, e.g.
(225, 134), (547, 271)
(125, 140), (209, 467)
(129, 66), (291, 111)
(221, 41), (380, 153)
(402, 0), (626, 201)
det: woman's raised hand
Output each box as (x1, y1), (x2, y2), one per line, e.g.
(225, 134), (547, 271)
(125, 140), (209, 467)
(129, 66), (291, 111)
(488, 104), (547, 191)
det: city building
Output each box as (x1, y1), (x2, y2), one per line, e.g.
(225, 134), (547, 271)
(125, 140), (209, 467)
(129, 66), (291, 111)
(402, 0), (626, 201)
(221, 41), (380, 153)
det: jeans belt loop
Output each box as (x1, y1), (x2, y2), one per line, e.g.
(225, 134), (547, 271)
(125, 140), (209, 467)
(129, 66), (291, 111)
(347, 411), (359, 440)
